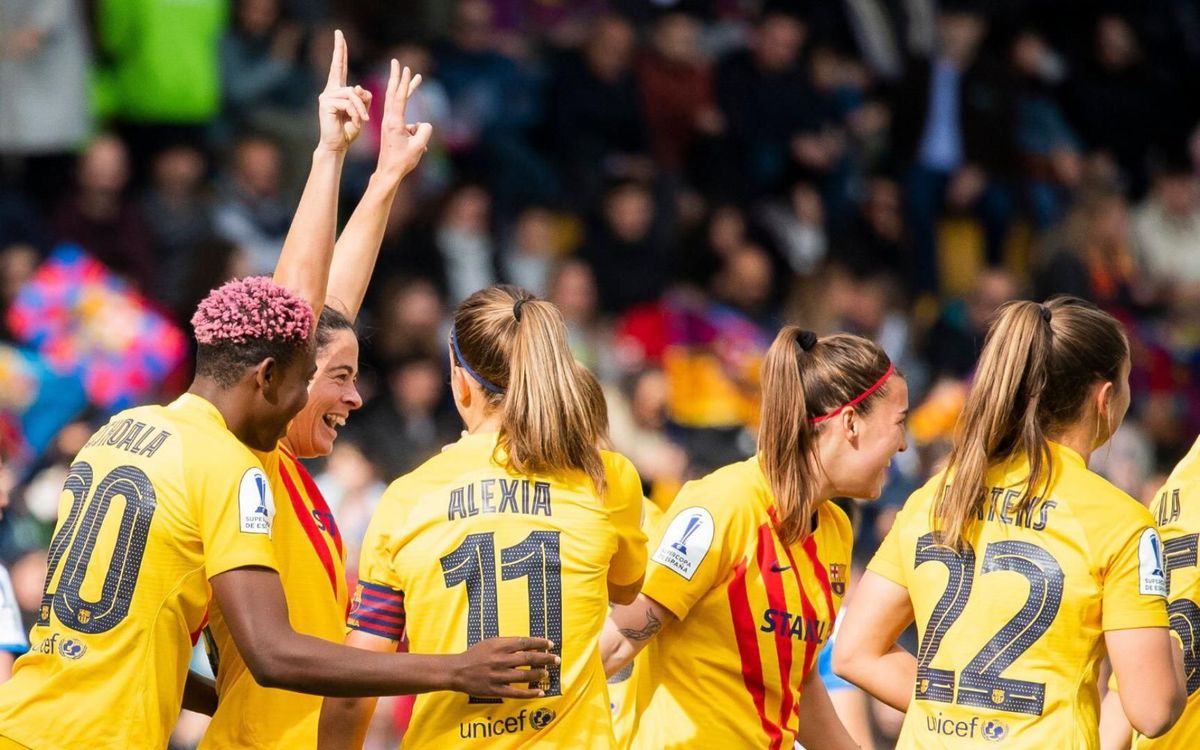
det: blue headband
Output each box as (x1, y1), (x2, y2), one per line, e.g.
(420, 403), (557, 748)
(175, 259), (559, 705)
(450, 327), (505, 394)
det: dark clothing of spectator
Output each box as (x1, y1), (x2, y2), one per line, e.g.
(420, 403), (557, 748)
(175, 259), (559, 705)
(51, 197), (154, 290)
(714, 51), (827, 197)
(582, 226), (673, 315)
(636, 50), (716, 171)
(550, 50), (649, 205)
(890, 54), (1019, 292)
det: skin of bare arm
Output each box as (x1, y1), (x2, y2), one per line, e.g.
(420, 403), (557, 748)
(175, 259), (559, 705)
(317, 629), (399, 750)
(1104, 627), (1185, 738)
(210, 567), (558, 698)
(601, 593), (675, 678)
(272, 29), (371, 320)
(793, 668), (863, 750)
(830, 571), (918, 713)
(325, 59), (432, 320)
(1099, 688), (1133, 750)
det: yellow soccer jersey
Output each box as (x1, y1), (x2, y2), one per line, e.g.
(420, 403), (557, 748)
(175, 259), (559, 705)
(201, 444), (348, 749)
(1128, 437), (1200, 749)
(609, 499), (663, 749)
(870, 441), (1168, 749)
(349, 432), (646, 748)
(630, 457), (852, 750)
(0, 394), (278, 750)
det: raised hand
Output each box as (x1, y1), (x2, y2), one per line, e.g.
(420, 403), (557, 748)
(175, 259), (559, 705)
(318, 30), (372, 154)
(451, 636), (560, 699)
(376, 59), (434, 182)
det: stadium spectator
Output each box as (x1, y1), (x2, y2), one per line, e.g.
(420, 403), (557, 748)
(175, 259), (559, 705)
(214, 134), (292, 275)
(50, 134), (155, 290)
(0, 0), (91, 215)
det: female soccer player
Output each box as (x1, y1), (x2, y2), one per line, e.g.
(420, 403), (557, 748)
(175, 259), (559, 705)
(1100, 434), (1200, 749)
(600, 326), (910, 749)
(318, 286), (647, 749)
(0, 277), (555, 750)
(834, 296), (1186, 748)
(200, 33), (438, 750)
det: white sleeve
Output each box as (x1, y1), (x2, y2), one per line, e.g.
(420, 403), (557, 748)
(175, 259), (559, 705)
(0, 566), (28, 653)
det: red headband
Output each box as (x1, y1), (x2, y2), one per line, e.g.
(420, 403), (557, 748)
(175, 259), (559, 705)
(808, 363), (895, 424)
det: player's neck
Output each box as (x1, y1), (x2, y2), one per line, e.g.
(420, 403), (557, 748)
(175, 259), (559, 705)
(1047, 422), (1096, 465)
(461, 409), (503, 435)
(188, 378), (259, 448)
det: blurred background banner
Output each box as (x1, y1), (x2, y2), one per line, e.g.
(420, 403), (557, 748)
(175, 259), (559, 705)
(0, 343), (87, 472)
(7, 244), (186, 412)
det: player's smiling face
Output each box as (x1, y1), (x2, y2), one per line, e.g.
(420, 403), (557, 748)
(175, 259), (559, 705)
(287, 328), (362, 458)
(821, 376), (909, 500)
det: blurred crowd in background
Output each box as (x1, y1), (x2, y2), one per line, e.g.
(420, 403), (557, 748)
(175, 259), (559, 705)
(4, 0), (1200, 746)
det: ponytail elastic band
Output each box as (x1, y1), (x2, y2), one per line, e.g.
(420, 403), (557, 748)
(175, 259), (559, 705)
(795, 329), (818, 352)
(513, 299), (527, 322)
(808, 363), (895, 424)
(1040, 305), (1052, 323)
(450, 327), (505, 394)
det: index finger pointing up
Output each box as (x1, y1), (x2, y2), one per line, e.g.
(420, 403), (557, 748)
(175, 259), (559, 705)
(327, 29), (346, 89)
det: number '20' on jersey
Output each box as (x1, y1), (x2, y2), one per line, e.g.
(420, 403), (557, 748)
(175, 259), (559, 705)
(0, 394), (278, 750)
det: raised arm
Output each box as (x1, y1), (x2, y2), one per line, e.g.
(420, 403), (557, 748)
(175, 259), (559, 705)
(272, 29), (371, 320)
(325, 59), (432, 320)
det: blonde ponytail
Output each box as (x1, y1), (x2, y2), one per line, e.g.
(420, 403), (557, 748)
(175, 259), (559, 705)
(452, 286), (606, 492)
(933, 296), (1128, 549)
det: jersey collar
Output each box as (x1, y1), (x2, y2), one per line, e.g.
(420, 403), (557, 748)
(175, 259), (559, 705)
(171, 392), (228, 429)
(1047, 440), (1086, 469)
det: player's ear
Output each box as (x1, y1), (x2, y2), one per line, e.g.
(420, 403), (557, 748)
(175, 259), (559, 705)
(449, 362), (472, 409)
(255, 357), (278, 397)
(840, 406), (860, 442)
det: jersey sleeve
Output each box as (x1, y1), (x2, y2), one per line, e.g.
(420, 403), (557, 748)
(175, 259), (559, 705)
(196, 453), (279, 580)
(347, 484), (409, 641)
(603, 452), (649, 588)
(1098, 503), (1169, 631)
(867, 498), (916, 589)
(640, 477), (749, 621)
(0, 566), (27, 653)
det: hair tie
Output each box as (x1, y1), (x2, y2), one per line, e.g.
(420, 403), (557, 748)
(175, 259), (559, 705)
(513, 299), (527, 322)
(796, 330), (818, 352)
(1040, 305), (1052, 323)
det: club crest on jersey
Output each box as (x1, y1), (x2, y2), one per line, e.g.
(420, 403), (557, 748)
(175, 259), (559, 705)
(652, 507), (715, 581)
(1138, 527), (1167, 596)
(238, 468), (275, 537)
(829, 563), (847, 595)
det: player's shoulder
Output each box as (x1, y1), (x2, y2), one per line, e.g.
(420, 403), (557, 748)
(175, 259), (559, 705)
(1058, 460), (1147, 526)
(601, 449), (637, 478)
(668, 457), (764, 522)
(600, 449), (643, 502)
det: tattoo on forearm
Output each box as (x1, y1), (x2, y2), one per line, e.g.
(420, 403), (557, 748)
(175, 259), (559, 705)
(618, 609), (662, 641)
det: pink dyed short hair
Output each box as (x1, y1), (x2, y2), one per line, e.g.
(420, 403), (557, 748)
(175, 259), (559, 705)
(191, 276), (313, 346)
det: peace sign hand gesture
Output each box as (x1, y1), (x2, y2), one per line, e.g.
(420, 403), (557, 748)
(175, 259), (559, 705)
(375, 59), (434, 182)
(317, 29), (372, 155)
